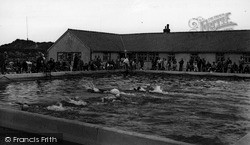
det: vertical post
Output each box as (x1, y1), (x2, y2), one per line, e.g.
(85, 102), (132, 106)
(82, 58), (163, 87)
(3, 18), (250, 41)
(124, 49), (127, 58)
(26, 16), (29, 41)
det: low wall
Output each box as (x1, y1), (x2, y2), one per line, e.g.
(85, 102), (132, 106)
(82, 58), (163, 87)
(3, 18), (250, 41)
(135, 70), (250, 78)
(1, 70), (250, 83)
(0, 108), (192, 145)
(0, 70), (124, 83)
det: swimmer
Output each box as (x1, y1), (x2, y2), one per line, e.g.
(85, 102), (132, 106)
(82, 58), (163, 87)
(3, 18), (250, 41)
(86, 85), (135, 98)
(83, 81), (103, 93)
(86, 86), (100, 93)
(101, 95), (117, 103)
(67, 97), (87, 106)
(15, 102), (29, 111)
(110, 88), (121, 96)
(133, 86), (146, 92)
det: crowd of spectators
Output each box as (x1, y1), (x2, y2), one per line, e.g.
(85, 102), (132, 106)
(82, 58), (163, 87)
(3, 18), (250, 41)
(1, 51), (250, 75)
(0, 52), (131, 74)
(152, 56), (250, 73)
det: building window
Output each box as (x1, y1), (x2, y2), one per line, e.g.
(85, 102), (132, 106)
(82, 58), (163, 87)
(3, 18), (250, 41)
(57, 52), (81, 62)
(57, 52), (67, 61)
(138, 53), (148, 61)
(243, 54), (250, 64)
(148, 53), (159, 62)
(168, 53), (175, 61)
(216, 53), (225, 62)
(103, 53), (111, 61)
(128, 53), (136, 61)
(67, 53), (73, 62)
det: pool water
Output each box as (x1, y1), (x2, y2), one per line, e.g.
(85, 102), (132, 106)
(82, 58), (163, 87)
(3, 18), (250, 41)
(0, 73), (250, 145)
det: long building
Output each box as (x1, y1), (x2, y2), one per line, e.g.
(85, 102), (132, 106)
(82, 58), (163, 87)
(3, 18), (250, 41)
(47, 26), (250, 69)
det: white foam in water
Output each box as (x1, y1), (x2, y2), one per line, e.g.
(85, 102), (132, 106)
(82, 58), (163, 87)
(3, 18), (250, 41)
(47, 103), (66, 111)
(149, 86), (168, 94)
(215, 80), (229, 84)
(120, 92), (135, 96)
(103, 95), (116, 99)
(68, 99), (87, 106)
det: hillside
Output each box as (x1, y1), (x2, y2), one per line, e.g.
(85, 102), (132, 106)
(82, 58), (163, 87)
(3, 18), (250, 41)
(0, 39), (54, 61)
(0, 39), (54, 52)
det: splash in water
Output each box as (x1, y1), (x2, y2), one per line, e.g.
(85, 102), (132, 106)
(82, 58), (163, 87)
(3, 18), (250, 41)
(47, 103), (66, 111)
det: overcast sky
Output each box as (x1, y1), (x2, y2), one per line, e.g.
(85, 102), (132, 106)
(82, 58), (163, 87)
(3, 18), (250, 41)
(0, 0), (249, 45)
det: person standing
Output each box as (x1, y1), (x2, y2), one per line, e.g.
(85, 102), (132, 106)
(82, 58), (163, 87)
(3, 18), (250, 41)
(0, 52), (7, 74)
(139, 58), (144, 70)
(179, 58), (184, 71)
(73, 54), (79, 71)
(123, 57), (129, 70)
(36, 52), (45, 72)
(239, 56), (244, 73)
(172, 59), (177, 71)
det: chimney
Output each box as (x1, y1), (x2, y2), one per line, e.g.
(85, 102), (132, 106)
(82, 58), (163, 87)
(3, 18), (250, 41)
(163, 24), (170, 33)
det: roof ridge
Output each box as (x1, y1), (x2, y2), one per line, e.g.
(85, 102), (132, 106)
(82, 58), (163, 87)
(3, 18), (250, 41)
(68, 28), (118, 35)
(120, 29), (250, 36)
(68, 28), (250, 36)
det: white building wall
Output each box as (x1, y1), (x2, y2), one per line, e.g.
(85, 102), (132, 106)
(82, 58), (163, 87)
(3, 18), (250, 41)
(198, 53), (216, 63)
(48, 31), (90, 63)
(159, 53), (168, 59)
(111, 53), (119, 61)
(144, 62), (152, 70)
(92, 52), (119, 61)
(225, 53), (242, 65)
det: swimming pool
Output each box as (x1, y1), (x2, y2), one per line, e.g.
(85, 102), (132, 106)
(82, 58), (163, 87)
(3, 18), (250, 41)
(0, 73), (250, 145)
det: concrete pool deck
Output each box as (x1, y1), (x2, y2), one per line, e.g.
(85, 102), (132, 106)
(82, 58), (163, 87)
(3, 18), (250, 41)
(0, 107), (192, 145)
(1, 70), (250, 83)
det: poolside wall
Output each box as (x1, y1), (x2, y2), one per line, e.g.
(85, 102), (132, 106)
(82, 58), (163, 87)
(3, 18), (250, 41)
(0, 70), (124, 82)
(0, 107), (192, 145)
(134, 70), (250, 78)
(2, 69), (250, 83)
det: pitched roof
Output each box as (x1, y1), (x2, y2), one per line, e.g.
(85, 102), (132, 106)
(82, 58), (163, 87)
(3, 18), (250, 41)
(68, 29), (250, 53)
(68, 29), (123, 52)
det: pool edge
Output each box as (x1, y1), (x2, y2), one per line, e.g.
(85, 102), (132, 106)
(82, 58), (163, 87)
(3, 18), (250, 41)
(134, 70), (250, 78)
(0, 107), (192, 145)
(2, 70), (250, 83)
(0, 70), (125, 83)
(234, 133), (250, 145)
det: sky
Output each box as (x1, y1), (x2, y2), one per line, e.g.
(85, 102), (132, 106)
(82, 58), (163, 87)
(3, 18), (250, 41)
(0, 0), (249, 45)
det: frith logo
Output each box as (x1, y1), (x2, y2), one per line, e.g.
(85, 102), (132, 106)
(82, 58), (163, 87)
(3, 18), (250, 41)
(189, 12), (237, 31)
